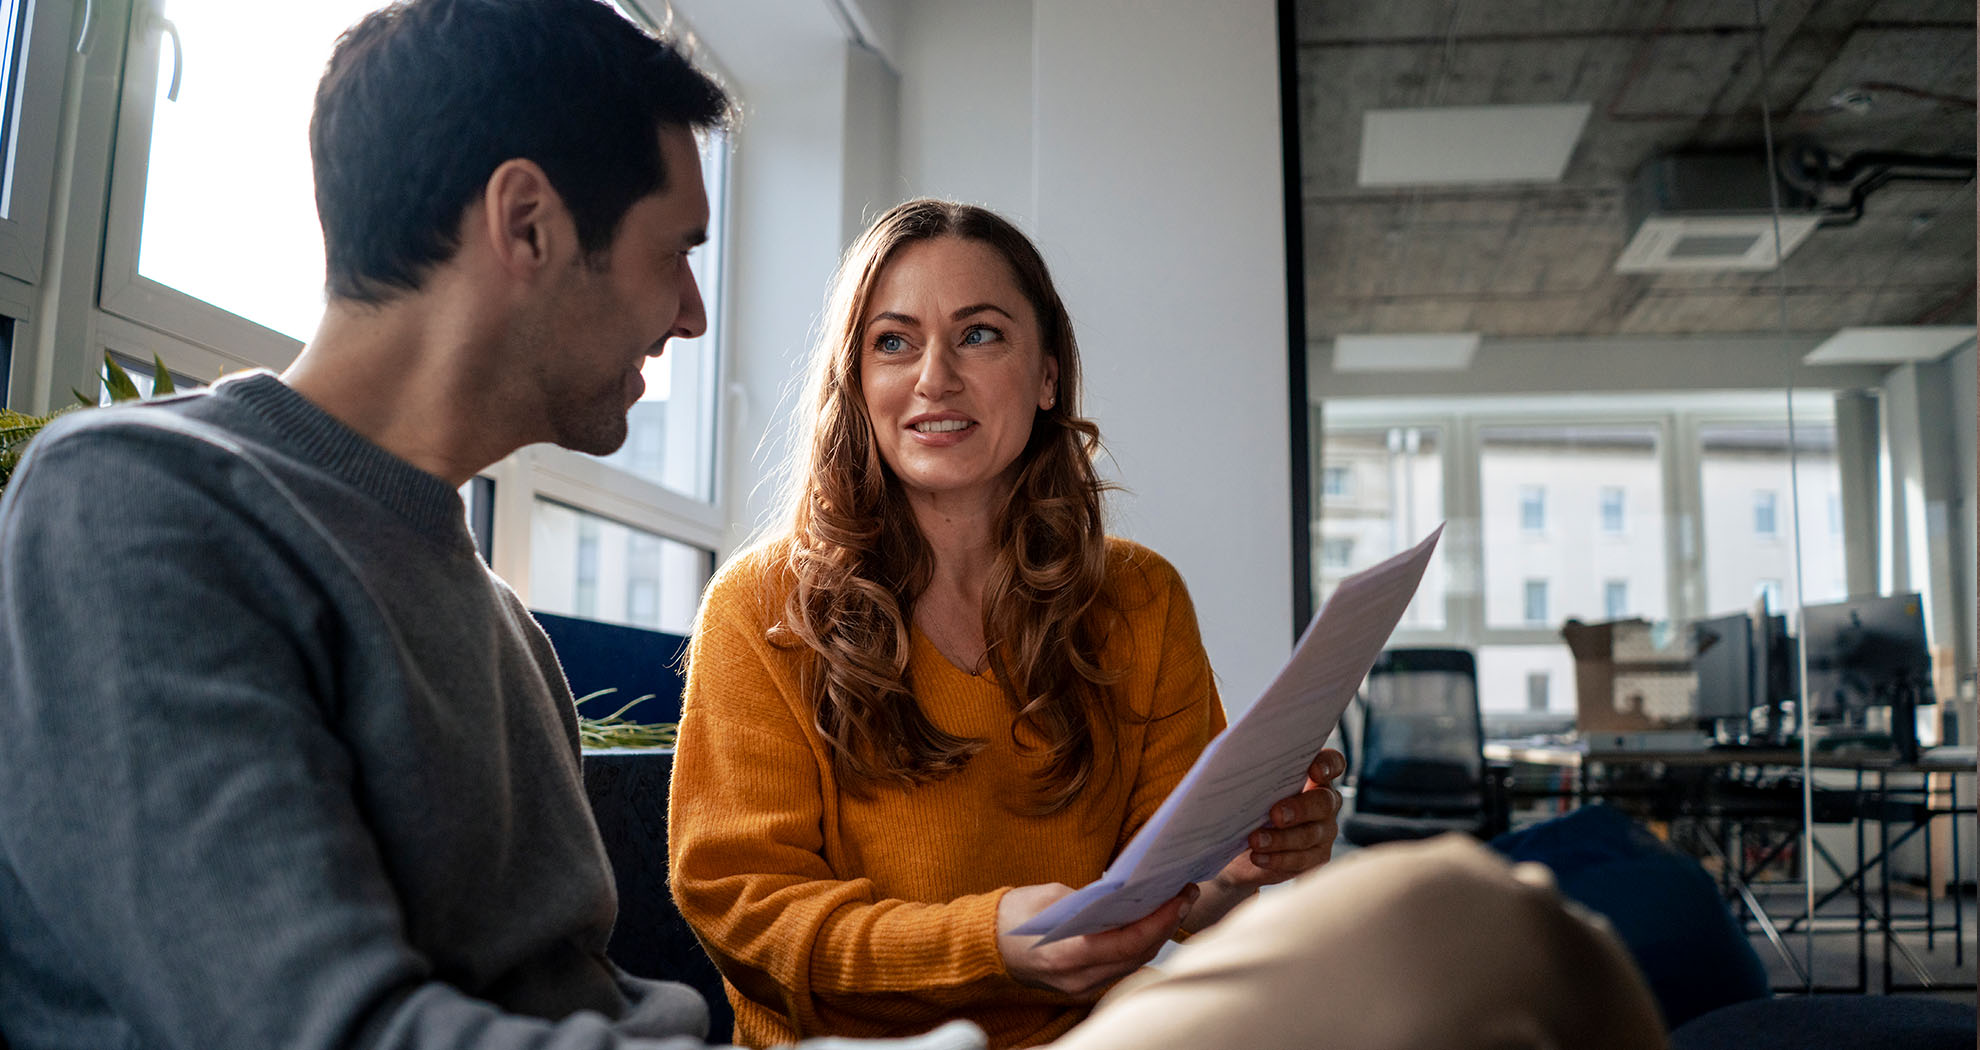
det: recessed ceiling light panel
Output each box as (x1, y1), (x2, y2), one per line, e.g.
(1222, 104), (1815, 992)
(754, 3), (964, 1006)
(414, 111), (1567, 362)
(1803, 326), (1974, 365)
(1357, 103), (1591, 187)
(1333, 333), (1481, 373)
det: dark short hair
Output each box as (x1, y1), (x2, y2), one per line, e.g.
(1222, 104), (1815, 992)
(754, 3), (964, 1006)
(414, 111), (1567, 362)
(310, 0), (732, 302)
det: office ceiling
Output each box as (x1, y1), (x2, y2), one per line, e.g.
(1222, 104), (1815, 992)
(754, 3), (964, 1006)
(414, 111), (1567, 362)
(1292, 0), (1977, 347)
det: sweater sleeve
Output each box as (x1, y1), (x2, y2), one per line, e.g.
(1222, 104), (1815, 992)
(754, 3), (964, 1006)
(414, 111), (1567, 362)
(0, 422), (711, 1050)
(1114, 554), (1228, 853)
(668, 582), (1028, 1038)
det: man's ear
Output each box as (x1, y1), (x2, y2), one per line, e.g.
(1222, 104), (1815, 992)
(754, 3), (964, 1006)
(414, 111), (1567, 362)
(479, 159), (571, 281)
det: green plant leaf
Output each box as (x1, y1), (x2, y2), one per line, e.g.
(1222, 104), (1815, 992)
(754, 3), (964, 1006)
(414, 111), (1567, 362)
(150, 355), (176, 396)
(72, 388), (95, 407)
(102, 356), (142, 403)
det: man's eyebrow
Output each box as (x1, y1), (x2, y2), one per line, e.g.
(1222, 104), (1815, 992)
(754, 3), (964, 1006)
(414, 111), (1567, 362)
(951, 302), (1014, 321)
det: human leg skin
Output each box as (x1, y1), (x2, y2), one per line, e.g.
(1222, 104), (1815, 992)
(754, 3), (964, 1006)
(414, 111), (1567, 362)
(1048, 834), (1667, 1050)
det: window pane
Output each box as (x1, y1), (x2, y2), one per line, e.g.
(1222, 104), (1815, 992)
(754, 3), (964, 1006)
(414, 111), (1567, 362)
(1481, 424), (1666, 629)
(529, 500), (709, 633)
(1600, 487), (1625, 533)
(590, 131), (728, 502)
(1519, 486), (1546, 532)
(1523, 579), (1548, 624)
(138, 1), (396, 342)
(1604, 579), (1629, 619)
(0, 0), (25, 187)
(1315, 425), (1444, 628)
(1699, 421), (1846, 613)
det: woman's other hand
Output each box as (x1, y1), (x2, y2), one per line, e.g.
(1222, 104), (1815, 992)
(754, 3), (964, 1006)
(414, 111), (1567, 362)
(995, 882), (1196, 999)
(1226, 746), (1348, 886)
(1179, 747), (1347, 933)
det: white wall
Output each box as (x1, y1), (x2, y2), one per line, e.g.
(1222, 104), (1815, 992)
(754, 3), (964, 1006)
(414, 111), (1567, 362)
(897, 1), (1037, 223)
(895, 0), (1296, 711)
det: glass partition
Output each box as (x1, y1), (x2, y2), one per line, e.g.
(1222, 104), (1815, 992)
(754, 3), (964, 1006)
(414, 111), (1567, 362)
(1294, 0), (1975, 995)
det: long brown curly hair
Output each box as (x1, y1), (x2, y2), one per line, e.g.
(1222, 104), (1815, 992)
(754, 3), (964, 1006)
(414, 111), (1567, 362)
(770, 198), (1117, 812)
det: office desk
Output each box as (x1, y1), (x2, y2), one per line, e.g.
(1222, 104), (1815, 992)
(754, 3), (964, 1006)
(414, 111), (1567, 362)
(1482, 741), (1975, 993)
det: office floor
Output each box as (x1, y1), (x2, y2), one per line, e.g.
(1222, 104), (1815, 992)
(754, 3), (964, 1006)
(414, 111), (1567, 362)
(1740, 880), (1975, 1001)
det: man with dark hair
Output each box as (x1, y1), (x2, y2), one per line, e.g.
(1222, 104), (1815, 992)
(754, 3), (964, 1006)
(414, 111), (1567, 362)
(0, 2), (912, 1049)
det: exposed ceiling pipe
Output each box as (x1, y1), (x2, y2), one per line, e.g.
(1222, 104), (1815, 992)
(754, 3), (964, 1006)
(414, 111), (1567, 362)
(1779, 143), (1978, 226)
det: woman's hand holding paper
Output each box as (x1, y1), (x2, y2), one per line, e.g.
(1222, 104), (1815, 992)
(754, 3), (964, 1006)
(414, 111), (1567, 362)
(1182, 747), (1348, 932)
(995, 881), (1198, 999)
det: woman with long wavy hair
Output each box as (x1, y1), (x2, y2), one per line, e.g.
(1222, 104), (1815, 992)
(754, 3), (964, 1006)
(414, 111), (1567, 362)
(667, 199), (1347, 1049)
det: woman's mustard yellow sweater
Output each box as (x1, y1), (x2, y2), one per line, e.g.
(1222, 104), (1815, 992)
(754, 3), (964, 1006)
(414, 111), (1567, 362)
(668, 538), (1225, 1049)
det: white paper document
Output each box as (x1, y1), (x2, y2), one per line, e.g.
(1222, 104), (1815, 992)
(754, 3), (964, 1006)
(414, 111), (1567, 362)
(1013, 523), (1444, 943)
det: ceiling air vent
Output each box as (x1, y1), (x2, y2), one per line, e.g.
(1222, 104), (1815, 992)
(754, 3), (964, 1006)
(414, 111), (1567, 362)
(1615, 152), (1819, 273)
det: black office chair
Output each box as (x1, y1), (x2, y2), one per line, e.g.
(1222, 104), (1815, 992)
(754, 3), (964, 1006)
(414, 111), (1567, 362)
(1343, 647), (1508, 846)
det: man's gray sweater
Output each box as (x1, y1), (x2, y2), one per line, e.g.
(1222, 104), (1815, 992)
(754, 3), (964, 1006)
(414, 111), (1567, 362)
(0, 373), (712, 1049)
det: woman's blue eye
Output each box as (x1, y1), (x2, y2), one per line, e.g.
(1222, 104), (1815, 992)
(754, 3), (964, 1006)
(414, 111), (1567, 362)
(962, 325), (1001, 346)
(875, 333), (907, 353)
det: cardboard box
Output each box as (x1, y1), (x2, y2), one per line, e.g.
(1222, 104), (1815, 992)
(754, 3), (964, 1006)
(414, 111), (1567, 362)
(1561, 618), (1698, 733)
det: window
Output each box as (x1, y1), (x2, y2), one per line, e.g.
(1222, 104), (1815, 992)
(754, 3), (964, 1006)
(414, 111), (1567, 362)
(1600, 487), (1625, 533)
(1523, 579), (1548, 625)
(1604, 580), (1628, 620)
(1698, 421), (1845, 613)
(1753, 490), (1778, 537)
(530, 500), (710, 634)
(0, 0), (68, 282)
(1754, 578), (1782, 613)
(461, 477), (495, 565)
(1526, 671), (1550, 712)
(1519, 486), (1546, 533)
(1312, 424), (1445, 628)
(102, 0), (404, 356)
(1321, 465), (1352, 499)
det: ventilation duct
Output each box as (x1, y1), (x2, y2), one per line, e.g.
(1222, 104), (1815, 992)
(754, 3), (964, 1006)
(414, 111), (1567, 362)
(1615, 152), (1820, 273)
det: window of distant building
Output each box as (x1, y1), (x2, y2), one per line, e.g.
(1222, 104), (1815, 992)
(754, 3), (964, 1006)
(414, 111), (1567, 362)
(1600, 486), (1625, 533)
(1526, 671), (1550, 712)
(1604, 580), (1628, 620)
(1321, 465), (1352, 499)
(1523, 579), (1549, 625)
(1320, 536), (1354, 569)
(1519, 486), (1546, 533)
(1754, 490), (1779, 537)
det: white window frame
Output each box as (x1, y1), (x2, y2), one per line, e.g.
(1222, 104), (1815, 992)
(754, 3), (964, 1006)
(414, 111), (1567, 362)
(0, 0), (73, 285)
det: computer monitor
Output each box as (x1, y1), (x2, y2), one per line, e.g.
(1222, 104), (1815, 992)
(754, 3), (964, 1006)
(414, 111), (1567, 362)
(1801, 593), (1933, 759)
(1801, 594), (1933, 720)
(1693, 612), (1755, 723)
